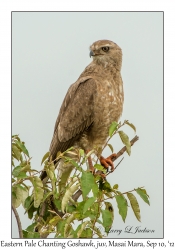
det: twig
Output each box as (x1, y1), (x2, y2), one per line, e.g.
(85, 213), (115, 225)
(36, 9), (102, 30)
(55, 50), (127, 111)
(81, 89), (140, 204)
(102, 186), (145, 202)
(12, 205), (23, 238)
(108, 135), (139, 162)
(106, 157), (124, 176)
(72, 189), (82, 202)
(37, 202), (46, 224)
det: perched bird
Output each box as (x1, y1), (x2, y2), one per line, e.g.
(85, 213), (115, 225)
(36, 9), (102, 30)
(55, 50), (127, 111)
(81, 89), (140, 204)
(41, 39), (124, 190)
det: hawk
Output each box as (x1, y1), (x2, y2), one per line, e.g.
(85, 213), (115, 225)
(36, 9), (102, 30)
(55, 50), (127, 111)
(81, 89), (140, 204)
(41, 40), (124, 188)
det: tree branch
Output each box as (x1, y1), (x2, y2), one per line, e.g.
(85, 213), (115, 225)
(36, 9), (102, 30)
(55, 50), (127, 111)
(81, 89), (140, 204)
(102, 186), (144, 202)
(109, 135), (139, 162)
(12, 205), (23, 238)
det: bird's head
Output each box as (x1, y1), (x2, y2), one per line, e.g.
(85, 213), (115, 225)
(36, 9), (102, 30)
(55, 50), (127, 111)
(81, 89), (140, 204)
(89, 40), (122, 70)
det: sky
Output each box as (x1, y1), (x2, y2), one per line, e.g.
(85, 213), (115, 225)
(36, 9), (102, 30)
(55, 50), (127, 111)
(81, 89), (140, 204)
(12, 12), (163, 238)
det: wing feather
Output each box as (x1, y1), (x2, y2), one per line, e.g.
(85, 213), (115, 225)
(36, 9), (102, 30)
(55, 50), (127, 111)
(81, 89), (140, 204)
(49, 77), (96, 160)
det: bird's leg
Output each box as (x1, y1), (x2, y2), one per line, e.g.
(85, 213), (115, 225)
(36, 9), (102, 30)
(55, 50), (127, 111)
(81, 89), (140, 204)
(85, 150), (95, 173)
(87, 155), (95, 173)
(88, 155), (106, 178)
(85, 150), (107, 178)
(100, 153), (117, 172)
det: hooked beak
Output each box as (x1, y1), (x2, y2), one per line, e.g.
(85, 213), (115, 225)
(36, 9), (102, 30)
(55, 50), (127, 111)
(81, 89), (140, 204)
(89, 50), (94, 58)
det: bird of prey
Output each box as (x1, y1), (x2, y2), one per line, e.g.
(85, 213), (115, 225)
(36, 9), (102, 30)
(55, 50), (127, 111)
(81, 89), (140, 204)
(41, 39), (124, 190)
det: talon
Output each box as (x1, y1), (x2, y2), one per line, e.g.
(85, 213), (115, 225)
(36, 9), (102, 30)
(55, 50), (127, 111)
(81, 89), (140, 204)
(100, 153), (117, 172)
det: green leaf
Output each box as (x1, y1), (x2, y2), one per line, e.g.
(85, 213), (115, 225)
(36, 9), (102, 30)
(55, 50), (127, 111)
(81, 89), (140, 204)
(105, 202), (114, 213)
(94, 164), (105, 171)
(127, 192), (141, 222)
(100, 180), (112, 192)
(135, 188), (150, 205)
(22, 230), (28, 238)
(54, 199), (61, 210)
(115, 194), (128, 222)
(67, 205), (76, 213)
(12, 134), (20, 139)
(20, 187), (29, 207)
(109, 121), (118, 137)
(83, 197), (96, 214)
(17, 171), (27, 179)
(16, 141), (29, 157)
(79, 149), (84, 157)
(41, 151), (50, 165)
(68, 159), (82, 172)
(24, 196), (32, 209)
(85, 149), (95, 159)
(26, 223), (37, 232)
(104, 202), (114, 233)
(46, 162), (55, 180)
(107, 143), (114, 153)
(104, 192), (113, 198)
(21, 164), (31, 172)
(125, 120), (136, 132)
(61, 183), (80, 212)
(139, 188), (149, 197)
(80, 228), (93, 238)
(92, 182), (99, 198)
(32, 177), (44, 208)
(77, 221), (89, 238)
(76, 201), (85, 213)
(49, 216), (61, 226)
(102, 209), (113, 233)
(80, 171), (94, 199)
(64, 223), (73, 238)
(66, 214), (75, 225)
(28, 206), (37, 219)
(57, 220), (66, 235)
(17, 184), (27, 191)
(113, 184), (119, 190)
(26, 231), (40, 238)
(12, 144), (21, 161)
(12, 166), (22, 177)
(34, 187), (44, 208)
(118, 130), (131, 155)
(33, 176), (43, 187)
(12, 185), (22, 208)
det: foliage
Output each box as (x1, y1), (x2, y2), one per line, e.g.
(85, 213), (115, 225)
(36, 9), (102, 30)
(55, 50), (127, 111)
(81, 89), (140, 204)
(12, 120), (149, 238)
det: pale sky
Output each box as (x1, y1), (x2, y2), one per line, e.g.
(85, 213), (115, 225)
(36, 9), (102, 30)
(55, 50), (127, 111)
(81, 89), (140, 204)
(12, 12), (163, 238)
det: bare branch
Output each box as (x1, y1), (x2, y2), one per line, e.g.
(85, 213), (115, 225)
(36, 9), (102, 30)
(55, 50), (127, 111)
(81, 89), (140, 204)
(72, 189), (82, 202)
(109, 135), (139, 162)
(12, 205), (23, 238)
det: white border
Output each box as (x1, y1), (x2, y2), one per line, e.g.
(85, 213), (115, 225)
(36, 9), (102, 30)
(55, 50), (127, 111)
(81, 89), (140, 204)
(1, 1), (174, 249)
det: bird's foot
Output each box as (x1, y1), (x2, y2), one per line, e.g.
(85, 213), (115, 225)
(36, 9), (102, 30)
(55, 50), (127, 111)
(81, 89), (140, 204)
(100, 153), (117, 172)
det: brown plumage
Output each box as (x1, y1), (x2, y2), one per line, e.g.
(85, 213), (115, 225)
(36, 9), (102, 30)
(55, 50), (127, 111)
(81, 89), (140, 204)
(41, 40), (124, 181)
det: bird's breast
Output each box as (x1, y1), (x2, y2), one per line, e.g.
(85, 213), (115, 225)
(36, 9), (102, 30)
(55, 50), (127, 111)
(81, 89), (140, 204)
(90, 73), (124, 148)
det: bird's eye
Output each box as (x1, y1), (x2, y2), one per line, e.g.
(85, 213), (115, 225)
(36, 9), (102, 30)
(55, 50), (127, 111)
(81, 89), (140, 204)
(102, 46), (109, 52)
